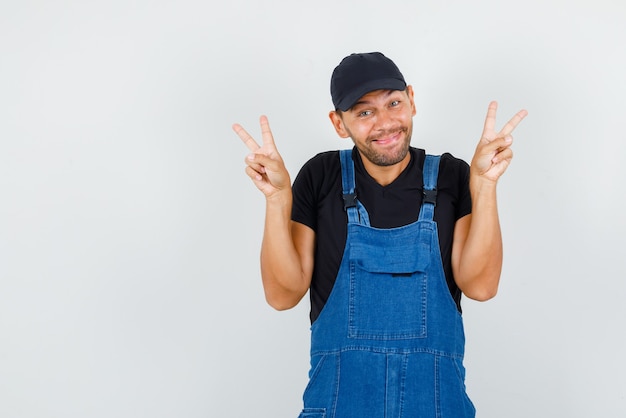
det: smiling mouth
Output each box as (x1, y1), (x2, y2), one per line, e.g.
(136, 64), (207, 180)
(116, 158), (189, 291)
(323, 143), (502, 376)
(372, 130), (403, 145)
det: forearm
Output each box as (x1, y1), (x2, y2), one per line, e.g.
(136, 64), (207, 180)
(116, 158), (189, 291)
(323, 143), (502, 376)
(259, 191), (310, 310)
(455, 178), (503, 301)
(233, 116), (313, 309)
(453, 101), (526, 300)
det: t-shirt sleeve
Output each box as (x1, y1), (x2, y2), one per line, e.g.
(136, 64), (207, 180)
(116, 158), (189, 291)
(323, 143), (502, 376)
(457, 158), (472, 220)
(291, 151), (341, 232)
(291, 155), (321, 231)
(440, 152), (472, 221)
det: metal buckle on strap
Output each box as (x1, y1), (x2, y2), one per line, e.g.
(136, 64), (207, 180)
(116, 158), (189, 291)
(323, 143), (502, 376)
(423, 189), (437, 206)
(343, 193), (357, 210)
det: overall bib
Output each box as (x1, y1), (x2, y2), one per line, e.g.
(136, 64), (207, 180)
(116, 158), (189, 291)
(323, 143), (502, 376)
(298, 151), (475, 418)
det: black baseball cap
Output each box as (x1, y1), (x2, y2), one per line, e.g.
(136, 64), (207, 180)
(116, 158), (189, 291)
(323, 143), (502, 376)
(330, 52), (407, 111)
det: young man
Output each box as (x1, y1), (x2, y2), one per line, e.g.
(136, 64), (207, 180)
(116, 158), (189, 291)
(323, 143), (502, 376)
(234, 52), (527, 417)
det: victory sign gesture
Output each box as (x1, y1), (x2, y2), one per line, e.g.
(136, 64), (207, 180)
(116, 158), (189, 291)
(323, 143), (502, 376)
(471, 101), (528, 182)
(233, 115), (291, 199)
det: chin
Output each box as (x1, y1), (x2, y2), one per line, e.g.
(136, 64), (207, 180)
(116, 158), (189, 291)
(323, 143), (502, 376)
(368, 146), (410, 167)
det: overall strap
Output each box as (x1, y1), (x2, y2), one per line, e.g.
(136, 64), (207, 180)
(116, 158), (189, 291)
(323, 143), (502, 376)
(339, 149), (370, 225)
(418, 154), (441, 222)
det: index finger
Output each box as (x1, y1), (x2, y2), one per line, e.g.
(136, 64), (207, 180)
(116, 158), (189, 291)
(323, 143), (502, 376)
(232, 115), (276, 152)
(498, 109), (528, 136)
(232, 122), (260, 152)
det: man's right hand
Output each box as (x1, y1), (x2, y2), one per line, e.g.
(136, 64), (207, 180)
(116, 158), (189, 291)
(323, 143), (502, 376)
(233, 115), (291, 199)
(233, 115), (312, 310)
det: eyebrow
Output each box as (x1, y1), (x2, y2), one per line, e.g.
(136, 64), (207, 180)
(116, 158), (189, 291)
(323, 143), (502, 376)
(351, 90), (396, 108)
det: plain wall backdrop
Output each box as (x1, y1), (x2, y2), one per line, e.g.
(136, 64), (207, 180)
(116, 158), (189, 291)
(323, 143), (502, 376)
(1, 0), (625, 417)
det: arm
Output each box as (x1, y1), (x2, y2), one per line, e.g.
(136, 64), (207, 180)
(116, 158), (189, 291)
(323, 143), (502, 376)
(451, 102), (527, 301)
(233, 116), (314, 310)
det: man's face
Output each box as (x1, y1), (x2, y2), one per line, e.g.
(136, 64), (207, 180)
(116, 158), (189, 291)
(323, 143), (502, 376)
(330, 86), (416, 167)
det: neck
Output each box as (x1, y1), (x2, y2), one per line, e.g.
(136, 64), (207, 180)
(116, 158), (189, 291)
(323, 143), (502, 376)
(360, 151), (411, 187)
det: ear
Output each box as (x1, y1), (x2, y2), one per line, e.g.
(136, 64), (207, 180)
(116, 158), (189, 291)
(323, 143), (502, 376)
(329, 110), (350, 138)
(406, 85), (416, 117)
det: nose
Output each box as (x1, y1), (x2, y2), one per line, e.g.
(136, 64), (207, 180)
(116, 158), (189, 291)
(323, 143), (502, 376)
(374, 107), (395, 131)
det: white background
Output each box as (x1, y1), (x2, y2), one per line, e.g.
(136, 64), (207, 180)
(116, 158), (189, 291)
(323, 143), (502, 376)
(1, 0), (625, 417)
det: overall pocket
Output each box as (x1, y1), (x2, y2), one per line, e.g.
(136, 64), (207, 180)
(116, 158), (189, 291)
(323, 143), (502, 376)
(298, 409), (325, 418)
(437, 356), (476, 418)
(301, 354), (339, 415)
(347, 230), (431, 340)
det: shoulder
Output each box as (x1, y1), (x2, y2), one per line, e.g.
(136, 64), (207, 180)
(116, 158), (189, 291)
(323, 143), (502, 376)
(439, 152), (469, 167)
(292, 150), (345, 200)
(292, 150), (344, 231)
(296, 149), (351, 187)
(435, 152), (470, 183)
(294, 150), (342, 189)
(405, 147), (468, 175)
(435, 152), (471, 218)
(296, 150), (342, 181)
(300, 150), (341, 171)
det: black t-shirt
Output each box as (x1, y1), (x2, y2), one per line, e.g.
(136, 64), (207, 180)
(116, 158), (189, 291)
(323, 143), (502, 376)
(291, 147), (472, 324)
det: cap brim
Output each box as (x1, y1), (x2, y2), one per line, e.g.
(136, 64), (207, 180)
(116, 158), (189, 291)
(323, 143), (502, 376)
(336, 78), (407, 111)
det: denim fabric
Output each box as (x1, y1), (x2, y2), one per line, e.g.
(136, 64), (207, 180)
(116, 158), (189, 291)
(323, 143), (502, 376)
(298, 151), (475, 418)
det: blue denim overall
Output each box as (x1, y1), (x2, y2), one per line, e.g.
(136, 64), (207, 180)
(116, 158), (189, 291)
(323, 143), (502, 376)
(298, 151), (475, 418)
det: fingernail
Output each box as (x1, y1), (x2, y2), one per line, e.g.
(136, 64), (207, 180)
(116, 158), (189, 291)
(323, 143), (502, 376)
(247, 154), (255, 161)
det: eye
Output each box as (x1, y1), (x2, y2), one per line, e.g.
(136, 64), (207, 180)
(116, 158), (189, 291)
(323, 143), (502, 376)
(390, 100), (400, 107)
(358, 110), (372, 117)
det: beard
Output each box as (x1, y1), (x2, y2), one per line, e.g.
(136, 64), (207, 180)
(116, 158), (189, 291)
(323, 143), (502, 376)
(354, 126), (412, 167)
